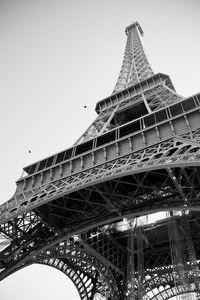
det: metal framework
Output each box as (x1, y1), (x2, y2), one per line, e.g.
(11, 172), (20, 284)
(113, 22), (154, 94)
(1, 21), (200, 300)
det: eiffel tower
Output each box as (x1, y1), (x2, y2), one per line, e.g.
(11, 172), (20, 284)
(1, 21), (200, 300)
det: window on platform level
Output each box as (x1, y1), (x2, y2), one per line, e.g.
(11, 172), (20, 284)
(155, 109), (168, 123)
(119, 120), (140, 138)
(75, 140), (93, 155)
(144, 114), (155, 127)
(45, 156), (55, 168)
(96, 130), (116, 147)
(170, 102), (183, 117)
(182, 98), (196, 112)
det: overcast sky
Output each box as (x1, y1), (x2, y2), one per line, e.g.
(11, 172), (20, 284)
(0, 0), (200, 299)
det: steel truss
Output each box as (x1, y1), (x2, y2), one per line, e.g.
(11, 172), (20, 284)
(1, 127), (200, 226)
(113, 22), (154, 94)
(1, 21), (200, 300)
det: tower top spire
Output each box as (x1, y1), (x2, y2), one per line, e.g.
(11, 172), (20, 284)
(125, 21), (143, 36)
(113, 21), (153, 93)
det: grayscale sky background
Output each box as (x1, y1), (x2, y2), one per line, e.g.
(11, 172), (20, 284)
(0, 0), (200, 299)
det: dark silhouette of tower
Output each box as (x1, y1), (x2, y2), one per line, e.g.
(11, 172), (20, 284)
(1, 21), (200, 300)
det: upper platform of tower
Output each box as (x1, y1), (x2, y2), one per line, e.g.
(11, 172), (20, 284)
(125, 21), (144, 36)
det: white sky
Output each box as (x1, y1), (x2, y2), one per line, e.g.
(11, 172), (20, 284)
(0, 0), (200, 299)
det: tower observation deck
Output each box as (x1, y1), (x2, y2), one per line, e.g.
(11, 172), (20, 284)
(1, 21), (200, 300)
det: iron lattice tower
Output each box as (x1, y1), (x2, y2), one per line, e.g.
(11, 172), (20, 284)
(1, 21), (200, 300)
